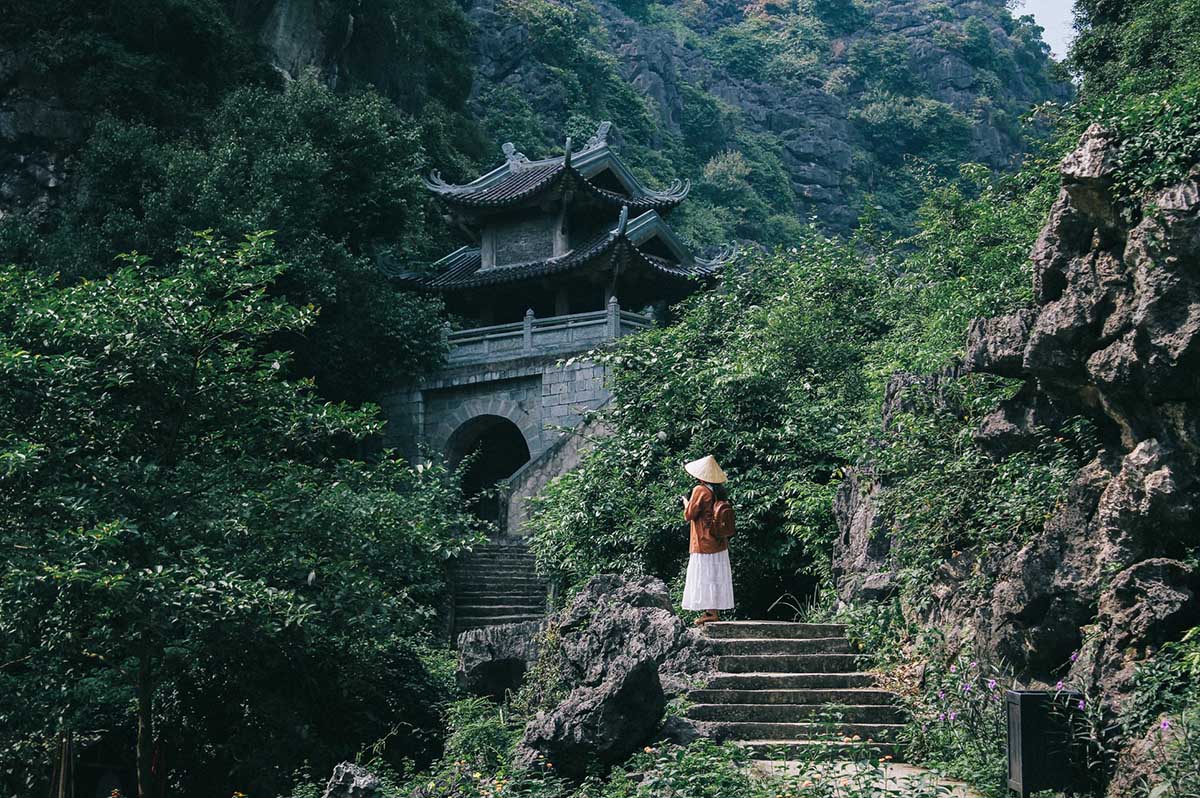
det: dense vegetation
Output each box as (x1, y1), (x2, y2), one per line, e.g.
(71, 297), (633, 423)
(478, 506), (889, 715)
(472, 0), (1064, 242)
(1, 0), (1196, 795)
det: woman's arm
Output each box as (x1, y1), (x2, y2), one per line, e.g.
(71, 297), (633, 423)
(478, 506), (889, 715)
(683, 485), (710, 521)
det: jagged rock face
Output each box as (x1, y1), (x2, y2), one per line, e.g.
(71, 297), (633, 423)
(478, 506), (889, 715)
(513, 574), (713, 780)
(838, 125), (1200, 793)
(457, 620), (546, 699)
(467, 0), (1066, 233)
(321, 761), (381, 798)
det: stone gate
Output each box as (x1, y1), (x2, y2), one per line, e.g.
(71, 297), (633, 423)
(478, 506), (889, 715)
(382, 298), (646, 534)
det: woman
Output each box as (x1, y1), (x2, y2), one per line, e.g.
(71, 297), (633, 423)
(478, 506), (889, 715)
(680, 455), (735, 624)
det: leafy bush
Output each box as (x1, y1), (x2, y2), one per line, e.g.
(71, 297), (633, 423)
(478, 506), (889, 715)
(527, 238), (887, 613)
(900, 652), (1014, 797)
(0, 235), (481, 797)
(1, 76), (452, 402)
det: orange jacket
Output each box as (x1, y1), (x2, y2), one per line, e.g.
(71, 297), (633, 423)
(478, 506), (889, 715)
(685, 484), (728, 554)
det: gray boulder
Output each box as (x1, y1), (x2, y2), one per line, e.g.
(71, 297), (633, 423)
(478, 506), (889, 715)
(457, 620), (545, 700)
(322, 762), (380, 798)
(513, 574), (713, 780)
(515, 657), (665, 779)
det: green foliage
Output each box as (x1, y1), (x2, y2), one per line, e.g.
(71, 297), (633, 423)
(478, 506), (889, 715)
(0, 235), (481, 797)
(1071, 0), (1200, 96)
(528, 238), (887, 613)
(1, 76), (451, 401)
(1127, 628), (1200, 740)
(899, 652), (1014, 797)
(0, 0), (270, 128)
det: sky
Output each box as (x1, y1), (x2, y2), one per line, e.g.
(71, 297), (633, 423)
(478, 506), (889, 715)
(1015, 0), (1076, 60)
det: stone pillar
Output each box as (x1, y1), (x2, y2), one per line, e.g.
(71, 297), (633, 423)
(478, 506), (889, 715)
(523, 309), (535, 353)
(606, 296), (620, 339)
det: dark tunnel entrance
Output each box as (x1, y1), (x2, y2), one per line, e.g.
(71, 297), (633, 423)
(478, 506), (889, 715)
(446, 415), (532, 526)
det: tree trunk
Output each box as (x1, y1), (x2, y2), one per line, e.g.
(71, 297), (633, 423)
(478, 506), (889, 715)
(136, 653), (154, 798)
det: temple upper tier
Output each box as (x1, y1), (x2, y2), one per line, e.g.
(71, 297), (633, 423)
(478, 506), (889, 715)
(404, 122), (732, 325)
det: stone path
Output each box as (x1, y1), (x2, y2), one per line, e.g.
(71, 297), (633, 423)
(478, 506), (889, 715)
(689, 621), (905, 759)
(750, 760), (982, 797)
(450, 540), (548, 640)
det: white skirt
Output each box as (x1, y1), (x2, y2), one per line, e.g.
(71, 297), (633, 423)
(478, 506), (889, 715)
(682, 550), (735, 610)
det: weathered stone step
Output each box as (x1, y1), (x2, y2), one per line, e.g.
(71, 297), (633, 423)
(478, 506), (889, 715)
(709, 637), (853, 655)
(455, 603), (546, 617)
(452, 580), (546, 591)
(687, 703), (904, 724)
(704, 673), (878, 689)
(688, 688), (896, 705)
(454, 557), (537, 568)
(451, 576), (544, 583)
(716, 654), (863, 674)
(455, 613), (544, 627)
(733, 740), (900, 760)
(710, 721), (904, 742)
(454, 593), (548, 604)
(703, 622), (847, 640)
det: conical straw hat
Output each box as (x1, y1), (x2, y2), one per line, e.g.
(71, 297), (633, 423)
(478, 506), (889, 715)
(684, 455), (727, 484)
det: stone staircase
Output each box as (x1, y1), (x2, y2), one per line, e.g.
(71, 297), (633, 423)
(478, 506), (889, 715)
(689, 621), (905, 759)
(450, 540), (549, 640)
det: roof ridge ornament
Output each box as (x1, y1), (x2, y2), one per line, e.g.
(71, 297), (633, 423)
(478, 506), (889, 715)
(616, 205), (630, 237)
(563, 137), (573, 169)
(502, 141), (529, 168)
(586, 121), (612, 150)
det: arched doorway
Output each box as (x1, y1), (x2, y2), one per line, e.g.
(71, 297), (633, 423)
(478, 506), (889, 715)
(446, 415), (532, 525)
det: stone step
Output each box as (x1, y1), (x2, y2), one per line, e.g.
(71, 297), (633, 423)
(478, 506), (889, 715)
(452, 575), (545, 584)
(455, 613), (545, 628)
(733, 740), (901, 760)
(452, 581), (546, 592)
(454, 603), (546, 617)
(454, 558), (537, 568)
(455, 568), (540, 578)
(709, 637), (853, 655)
(704, 673), (878, 690)
(703, 621), (847, 640)
(710, 721), (905, 742)
(454, 593), (548, 603)
(688, 688), (897, 705)
(716, 654), (863, 674)
(687, 703), (904, 724)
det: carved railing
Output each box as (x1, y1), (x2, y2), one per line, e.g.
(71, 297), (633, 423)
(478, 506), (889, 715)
(446, 297), (652, 365)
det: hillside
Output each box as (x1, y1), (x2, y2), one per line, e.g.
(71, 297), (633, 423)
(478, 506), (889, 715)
(2, 0), (1066, 248)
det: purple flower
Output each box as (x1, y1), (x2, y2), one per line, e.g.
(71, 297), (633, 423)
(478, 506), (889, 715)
(1077, 699), (1086, 710)
(970, 661), (978, 668)
(949, 665), (957, 673)
(938, 713), (946, 722)
(1162, 719), (1172, 731)
(1070, 651), (1079, 663)
(948, 711), (958, 721)
(937, 690), (945, 699)
(987, 679), (997, 690)
(1055, 680), (1064, 691)
(962, 682), (972, 693)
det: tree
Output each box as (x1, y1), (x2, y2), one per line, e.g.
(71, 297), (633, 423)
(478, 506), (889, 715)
(0, 234), (479, 797)
(3, 76), (454, 403)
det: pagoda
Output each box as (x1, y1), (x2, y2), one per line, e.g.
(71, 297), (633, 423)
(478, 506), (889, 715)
(411, 122), (730, 324)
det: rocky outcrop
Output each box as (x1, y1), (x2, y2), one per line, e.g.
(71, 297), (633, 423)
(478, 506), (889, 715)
(457, 619), (546, 699)
(513, 574), (713, 780)
(321, 762), (381, 798)
(837, 126), (1200, 792)
(467, 0), (1067, 233)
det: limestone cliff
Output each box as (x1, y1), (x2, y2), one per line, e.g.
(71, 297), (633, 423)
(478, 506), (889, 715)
(834, 125), (1200, 791)
(1, 0), (1066, 237)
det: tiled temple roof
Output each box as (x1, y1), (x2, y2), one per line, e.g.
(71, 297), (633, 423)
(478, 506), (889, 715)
(423, 122), (690, 213)
(412, 208), (734, 291)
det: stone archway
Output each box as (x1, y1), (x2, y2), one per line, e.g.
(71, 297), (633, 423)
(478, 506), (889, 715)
(446, 414), (532, 525)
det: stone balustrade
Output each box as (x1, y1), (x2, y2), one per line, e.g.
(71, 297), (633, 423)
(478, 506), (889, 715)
(446, 297), (651, 366)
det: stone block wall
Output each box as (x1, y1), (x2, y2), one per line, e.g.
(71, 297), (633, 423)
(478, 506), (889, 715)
(382, 351), (612, 534)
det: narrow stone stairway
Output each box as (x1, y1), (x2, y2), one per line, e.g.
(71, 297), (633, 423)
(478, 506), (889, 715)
(689, 621), (905, 759)
(450, 540), (548, 640)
